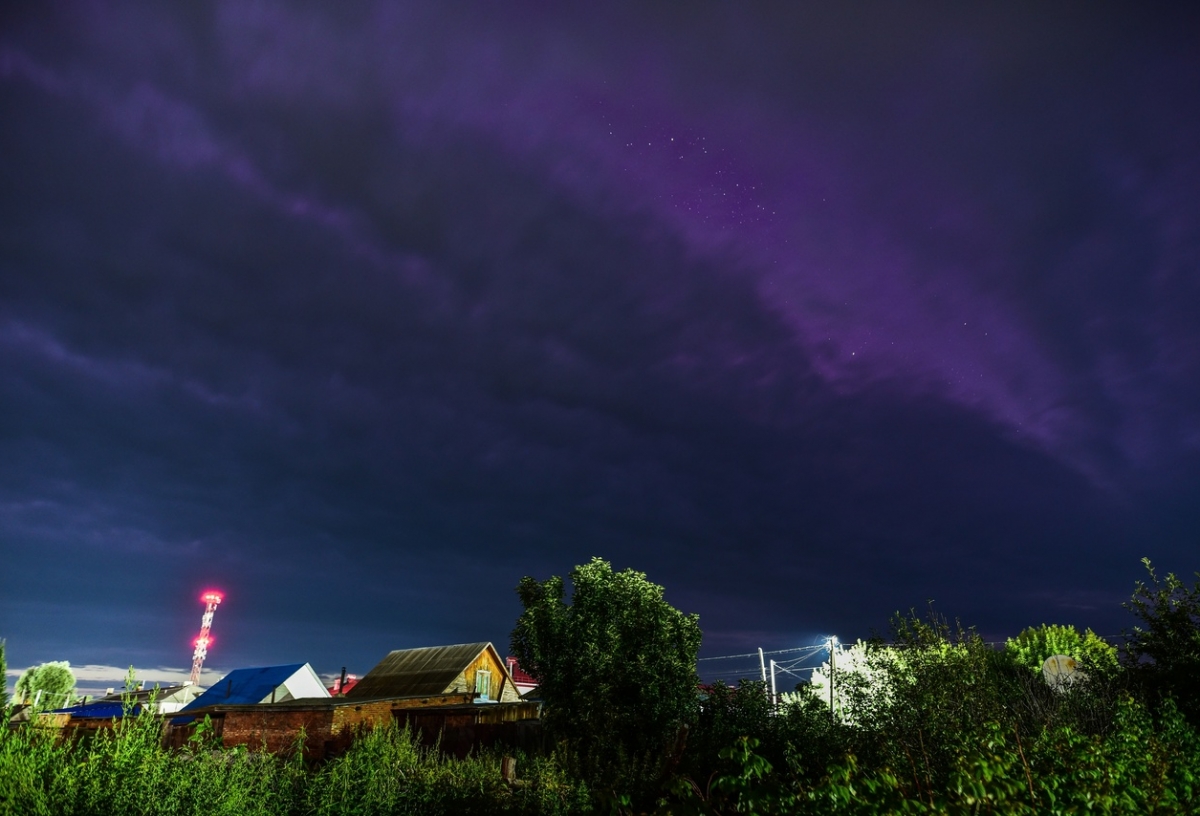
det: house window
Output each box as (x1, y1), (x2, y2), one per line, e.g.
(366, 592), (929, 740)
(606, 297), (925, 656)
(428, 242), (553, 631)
(475, 670), (491, 700)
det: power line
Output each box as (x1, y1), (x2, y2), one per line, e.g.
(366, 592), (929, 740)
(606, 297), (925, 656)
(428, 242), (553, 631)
(700, 634), (1125, 662)
(699, 632), (1128, 686)
(698, 644), (826, 662)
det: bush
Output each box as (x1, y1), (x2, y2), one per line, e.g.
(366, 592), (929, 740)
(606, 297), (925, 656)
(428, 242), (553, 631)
(306, 721), (589, 816)
(1005, 623), (1119, 675)
(1123, 558), (1200, 725)
(0, 703), (588, 816)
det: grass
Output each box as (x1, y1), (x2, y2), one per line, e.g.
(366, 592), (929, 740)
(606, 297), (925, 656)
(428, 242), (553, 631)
(0, 709), (589, 816)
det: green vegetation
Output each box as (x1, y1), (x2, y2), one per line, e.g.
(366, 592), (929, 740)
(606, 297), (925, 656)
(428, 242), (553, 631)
(666, 620), (1199, 814)
(511, 557), (702, 799)
(0, 705), (587, 815)
(1, 559), (1198, 814)
(13, 661), (76, 712)
(1123, 558), (1200, 726)
(1005, 623), (1118, 675)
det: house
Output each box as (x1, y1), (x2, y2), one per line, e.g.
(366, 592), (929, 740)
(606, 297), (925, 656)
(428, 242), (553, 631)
(38, 700), (146, 734)
(177, 663), (329, 713)
(164, 693), (541, 759)
(327, 674), (359, 696)
(48, 683), (203, 719)
(505, 657), (539, 697)
(164, 643), (534, 759)
(394, 699), (543, 758)
(347, 642), (522, 703)
(95, 683), (203, 714)
(30, 684), (203, 736)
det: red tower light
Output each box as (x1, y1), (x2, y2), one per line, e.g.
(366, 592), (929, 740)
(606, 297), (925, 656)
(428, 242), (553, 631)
(189, 590), (223, 686)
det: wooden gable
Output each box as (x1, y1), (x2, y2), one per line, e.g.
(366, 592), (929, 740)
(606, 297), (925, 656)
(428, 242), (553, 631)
(349, 642), (521, 702)
(443, 643), (521, 703)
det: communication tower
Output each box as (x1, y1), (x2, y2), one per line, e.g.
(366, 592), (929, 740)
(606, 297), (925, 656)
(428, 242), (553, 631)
(189, 591), (223, 686)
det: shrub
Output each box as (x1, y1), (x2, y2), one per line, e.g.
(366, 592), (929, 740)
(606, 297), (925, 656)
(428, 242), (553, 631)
(1123, 558), (1200, 725)
(1005, 624), (1119, 675)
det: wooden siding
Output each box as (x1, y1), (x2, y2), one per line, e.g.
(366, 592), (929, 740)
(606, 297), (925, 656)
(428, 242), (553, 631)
(394, 702), (543, 758)
(444, 644), (520, 702)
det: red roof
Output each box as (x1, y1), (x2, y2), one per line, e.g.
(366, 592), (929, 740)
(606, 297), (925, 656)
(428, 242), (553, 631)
(328, 676), (359, 695)
(505, 657), (537, 686)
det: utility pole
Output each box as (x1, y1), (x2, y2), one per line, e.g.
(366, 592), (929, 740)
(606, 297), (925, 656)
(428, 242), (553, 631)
(828, 636), (838, 720)
(758, 647), (767, 699)
(769, 660), (777, 709)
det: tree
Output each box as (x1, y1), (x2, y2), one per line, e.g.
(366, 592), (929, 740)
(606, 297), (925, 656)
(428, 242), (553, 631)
(1005, 624), (1118, 675)
(14, 661), (76, 711)
(511, 557), (702, 798)
(1123, 558), (1200, 724)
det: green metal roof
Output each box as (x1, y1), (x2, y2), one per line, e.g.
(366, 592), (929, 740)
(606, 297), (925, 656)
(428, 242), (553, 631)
(347, 642), (491, 699)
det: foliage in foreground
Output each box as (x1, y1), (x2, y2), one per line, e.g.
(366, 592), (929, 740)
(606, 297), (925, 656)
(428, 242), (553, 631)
(1123, 558), (1200, 726)
(511, 557), (702, 798)
(0, 711), (588, 816)
(663, 642), (1200, 814)
(660, 693), (1199, 815)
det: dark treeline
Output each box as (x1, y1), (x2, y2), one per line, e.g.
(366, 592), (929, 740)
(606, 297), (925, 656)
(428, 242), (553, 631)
(2, 558), (1198, 814)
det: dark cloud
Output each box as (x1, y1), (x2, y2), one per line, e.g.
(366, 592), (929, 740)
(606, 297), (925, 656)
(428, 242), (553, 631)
(2, 2), (1198, 687)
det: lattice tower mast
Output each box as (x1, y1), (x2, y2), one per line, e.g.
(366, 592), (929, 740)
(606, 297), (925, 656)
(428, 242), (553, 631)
(189, 592), (223, 686)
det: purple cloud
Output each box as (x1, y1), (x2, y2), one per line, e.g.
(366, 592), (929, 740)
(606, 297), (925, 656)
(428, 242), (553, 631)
(2, 2), (1198, 676)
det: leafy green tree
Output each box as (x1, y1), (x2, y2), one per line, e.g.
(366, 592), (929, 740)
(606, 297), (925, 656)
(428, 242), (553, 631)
(14, 661), (76, 711)
(1005, 623), (1118, 675)
(687, 680), (774, 776)
(1123, 558), (1200, 724)
(824, 610), (1031, 796)
(511, 557), (702, 799)
(685, 679), (846, 792)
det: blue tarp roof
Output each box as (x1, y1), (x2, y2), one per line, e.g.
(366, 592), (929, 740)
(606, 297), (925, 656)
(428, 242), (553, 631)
(51, 701), (143, 719)
(177, 663), (306, 714)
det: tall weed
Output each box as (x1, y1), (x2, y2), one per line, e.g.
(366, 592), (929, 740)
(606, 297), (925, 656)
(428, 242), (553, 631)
(0, 712), (587, 816)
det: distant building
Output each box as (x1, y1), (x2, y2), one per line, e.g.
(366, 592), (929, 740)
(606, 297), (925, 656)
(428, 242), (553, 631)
(327, 674), (359, 696)
(165, 643), (537, 759)
(177, 663), (329, 713)
(505, 657), (538, 697)
(33, 684), (205, 736)
(53, 684), (203, 717)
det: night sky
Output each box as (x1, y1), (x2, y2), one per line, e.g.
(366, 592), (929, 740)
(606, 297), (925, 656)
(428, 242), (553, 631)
(3, 3), (1199, 694)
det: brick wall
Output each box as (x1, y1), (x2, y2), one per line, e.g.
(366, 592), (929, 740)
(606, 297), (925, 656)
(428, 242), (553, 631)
(330, 698), (394, 734)
(167, 693), (525, 760)
(220, 708), (334, 757)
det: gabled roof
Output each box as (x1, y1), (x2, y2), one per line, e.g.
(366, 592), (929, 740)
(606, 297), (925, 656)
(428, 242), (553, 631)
(347, 643), (493, 699)
(179, 664), (306, 712)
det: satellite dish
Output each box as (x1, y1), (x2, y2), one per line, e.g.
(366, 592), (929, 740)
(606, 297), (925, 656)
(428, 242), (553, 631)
(1042, 654), (1083, 690)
